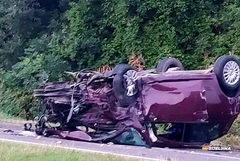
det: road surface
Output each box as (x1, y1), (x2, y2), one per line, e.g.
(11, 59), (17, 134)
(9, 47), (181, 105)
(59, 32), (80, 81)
(0, 122), (239, 161)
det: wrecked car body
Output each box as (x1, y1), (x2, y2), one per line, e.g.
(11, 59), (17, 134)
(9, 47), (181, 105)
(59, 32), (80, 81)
(33, 55), (240, 148)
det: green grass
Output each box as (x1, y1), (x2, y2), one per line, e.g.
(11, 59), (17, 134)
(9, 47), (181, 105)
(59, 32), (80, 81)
(0, 112), (18, 120)
(0, 141), (146, 161)
(0, 111), (34, 124)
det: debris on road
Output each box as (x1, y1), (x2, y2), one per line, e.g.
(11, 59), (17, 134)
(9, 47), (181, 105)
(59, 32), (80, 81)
(17, 131), (36, 137)
(3, 129), (14, 133)
(56, 141), (62, 144)
(36, 136), (41, 140)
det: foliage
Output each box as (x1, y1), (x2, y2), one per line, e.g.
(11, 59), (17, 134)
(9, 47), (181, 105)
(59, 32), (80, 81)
(0, 0), (240, 118)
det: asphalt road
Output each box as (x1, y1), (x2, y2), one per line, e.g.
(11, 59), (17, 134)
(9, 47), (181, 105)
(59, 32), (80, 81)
(0, 122), (239, 161)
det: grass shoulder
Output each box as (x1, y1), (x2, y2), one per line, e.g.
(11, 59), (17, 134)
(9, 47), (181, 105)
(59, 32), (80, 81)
(0, 112), (34, 125)
(0, 141), (143, 161)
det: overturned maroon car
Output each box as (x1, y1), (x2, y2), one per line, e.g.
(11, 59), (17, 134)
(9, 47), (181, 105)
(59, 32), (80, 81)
(33, 55), (240, 148)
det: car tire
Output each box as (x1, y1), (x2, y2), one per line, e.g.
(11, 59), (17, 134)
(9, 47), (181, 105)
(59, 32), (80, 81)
(112, 64), (134, 75)
(112, 64), (138, 107)
(156, 57), (184, 73)
(214, 55), (240, 95)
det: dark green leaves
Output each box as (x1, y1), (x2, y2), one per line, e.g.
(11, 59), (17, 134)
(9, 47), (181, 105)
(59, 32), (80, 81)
(0, 0), (240, 118)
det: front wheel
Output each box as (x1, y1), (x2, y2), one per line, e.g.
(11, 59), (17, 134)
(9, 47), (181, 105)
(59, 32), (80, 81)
(112, 64), (138, 107)
(156, 57), (184, 73)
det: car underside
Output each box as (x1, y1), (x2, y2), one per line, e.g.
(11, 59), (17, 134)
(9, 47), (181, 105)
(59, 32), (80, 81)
(33, 55), (240, 148)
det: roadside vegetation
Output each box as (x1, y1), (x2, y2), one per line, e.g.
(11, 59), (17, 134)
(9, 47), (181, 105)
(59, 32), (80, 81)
(213, 115), (240, 149)
(0, 141), (146, 161)
(0, 0), (239, 150)
(0, 0), (240, 119)
(0, 111), (35, 124)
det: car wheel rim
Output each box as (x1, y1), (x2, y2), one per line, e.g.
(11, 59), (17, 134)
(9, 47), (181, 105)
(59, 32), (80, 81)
(123, 70), (138, 96)
(223, 61), (240, 86)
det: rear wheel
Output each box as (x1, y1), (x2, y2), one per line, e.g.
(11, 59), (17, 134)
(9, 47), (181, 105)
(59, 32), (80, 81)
(214, 55), (240, 97)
